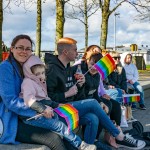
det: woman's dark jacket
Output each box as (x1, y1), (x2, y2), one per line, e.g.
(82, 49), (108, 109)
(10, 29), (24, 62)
(73, 61), (103, 103)
(107, 68), (127, 92)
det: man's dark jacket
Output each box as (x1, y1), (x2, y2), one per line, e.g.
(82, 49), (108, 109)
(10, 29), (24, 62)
(44, 53), (84, 103)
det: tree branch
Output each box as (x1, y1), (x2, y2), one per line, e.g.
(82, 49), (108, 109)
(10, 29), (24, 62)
(3, 0), (11, 10)
(110, 0), (126, 15)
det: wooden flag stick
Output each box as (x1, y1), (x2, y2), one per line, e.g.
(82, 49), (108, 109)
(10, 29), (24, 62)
(26, 113), (44, 121)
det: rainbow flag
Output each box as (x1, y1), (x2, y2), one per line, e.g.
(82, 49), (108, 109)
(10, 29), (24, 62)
(54, 104), (79, 132)
(94, 54), (115, 80)
(123, 94), (140, 103)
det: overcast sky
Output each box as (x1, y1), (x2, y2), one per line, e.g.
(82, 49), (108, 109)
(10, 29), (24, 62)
(2, 0), (150, 51)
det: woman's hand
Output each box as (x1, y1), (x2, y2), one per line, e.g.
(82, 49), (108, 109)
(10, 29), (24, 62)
(102, 94), (111, 100)
(122, 89), (126, 94)
(108, 85), (115, 89)
(129, 80), (134, 84)
(100, 102), (109, 114)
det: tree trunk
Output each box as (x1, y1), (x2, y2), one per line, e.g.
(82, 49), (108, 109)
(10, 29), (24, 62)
(0, 0), (3, 62)
(84, 0), (88, 51)
(100, 0), (110, 50)
(55, 0), (64, 54)
(100, 14), (109, 49)
(35, 0), (42, 57)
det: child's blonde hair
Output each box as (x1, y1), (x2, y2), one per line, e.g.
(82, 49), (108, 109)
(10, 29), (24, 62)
(31, 64), (45, 74)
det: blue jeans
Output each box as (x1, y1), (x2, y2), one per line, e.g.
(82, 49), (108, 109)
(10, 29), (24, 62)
(79, 113), (99, 144)
(23, 113), (82, 148)
(106, 88), (123, 103)
(70, 99), (120, 137)
(127, 82), (144, 105)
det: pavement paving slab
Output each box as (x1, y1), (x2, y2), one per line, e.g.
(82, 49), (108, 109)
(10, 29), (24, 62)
(111, 97), (150, 150)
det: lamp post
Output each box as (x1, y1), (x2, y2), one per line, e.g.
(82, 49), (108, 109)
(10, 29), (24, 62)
(114, 12), (120, 51)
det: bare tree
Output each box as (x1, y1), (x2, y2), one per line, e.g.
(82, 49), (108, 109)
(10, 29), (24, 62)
(99, 0), (150, 49)
(0, 0), (35, 62)
(55, 0), (70, 53)
(66, 0), (99, 50)
(35, 0), (42, 57)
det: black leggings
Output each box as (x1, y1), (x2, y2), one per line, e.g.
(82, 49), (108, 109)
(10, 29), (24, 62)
(100, 97), (121, 125)
(109, 99), (121, 126)
(16, 119), (76, 150)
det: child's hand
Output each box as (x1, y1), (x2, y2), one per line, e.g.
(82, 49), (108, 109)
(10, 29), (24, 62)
(43, 106), (54, 118)
(58, 104), (64, 107)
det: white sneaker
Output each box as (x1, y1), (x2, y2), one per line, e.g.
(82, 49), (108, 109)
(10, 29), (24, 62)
(78, 141), (97, 150)
(116, 134), (146, 149)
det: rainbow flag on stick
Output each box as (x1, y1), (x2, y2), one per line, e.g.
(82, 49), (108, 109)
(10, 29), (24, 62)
(123, 94), (140, 104)
(94, 54), (115, 80)
(54, 104), (79, 132)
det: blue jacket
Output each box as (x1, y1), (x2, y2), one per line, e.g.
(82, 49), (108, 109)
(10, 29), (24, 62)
(0, 58), (36, 144)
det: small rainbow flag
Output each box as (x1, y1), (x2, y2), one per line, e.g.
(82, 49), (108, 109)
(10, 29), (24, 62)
(54, 104), (79, 132)
(123, 94), (140, 103)
(94, 54), (115, 80)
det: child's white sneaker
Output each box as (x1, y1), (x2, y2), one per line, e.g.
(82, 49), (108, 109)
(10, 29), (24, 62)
(78, 141), (97, 150)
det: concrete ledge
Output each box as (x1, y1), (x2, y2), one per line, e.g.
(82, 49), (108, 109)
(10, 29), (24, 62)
(139, 81), (150, 99)
(0, 144), (50, 150)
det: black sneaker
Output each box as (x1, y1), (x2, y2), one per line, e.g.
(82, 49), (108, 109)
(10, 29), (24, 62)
(116, 134), (146, 149)
(139, 104), (146, 110)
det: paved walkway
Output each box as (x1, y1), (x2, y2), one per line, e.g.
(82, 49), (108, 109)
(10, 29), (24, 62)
(110, 73), (150, 149)
(112, 96), (150, 150)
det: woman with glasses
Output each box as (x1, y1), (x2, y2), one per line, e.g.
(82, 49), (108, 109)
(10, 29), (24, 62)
(0, 34), (75, 150)
(108, 51), (127, 93)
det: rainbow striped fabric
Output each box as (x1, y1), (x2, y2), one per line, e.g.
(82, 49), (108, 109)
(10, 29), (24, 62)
(94, 53), (115, 80)
(54, 104), (79, 132)
(123, 94), (140, 103)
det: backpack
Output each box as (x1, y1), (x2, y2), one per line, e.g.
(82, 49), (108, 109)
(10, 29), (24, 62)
(124, 121), (150, 146)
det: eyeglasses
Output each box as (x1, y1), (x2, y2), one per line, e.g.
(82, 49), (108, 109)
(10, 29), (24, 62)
(14, 46), (32, 52)
(113, 57), (121, 60)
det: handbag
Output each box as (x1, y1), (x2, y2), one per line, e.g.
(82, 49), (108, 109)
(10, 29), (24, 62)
(120, 106), (128, 127)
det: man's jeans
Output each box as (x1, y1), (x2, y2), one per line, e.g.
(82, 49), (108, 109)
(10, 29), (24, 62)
(23, 113), (82, 148)
(127, 82), (144, 105)
(70, 99), (120, 138)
